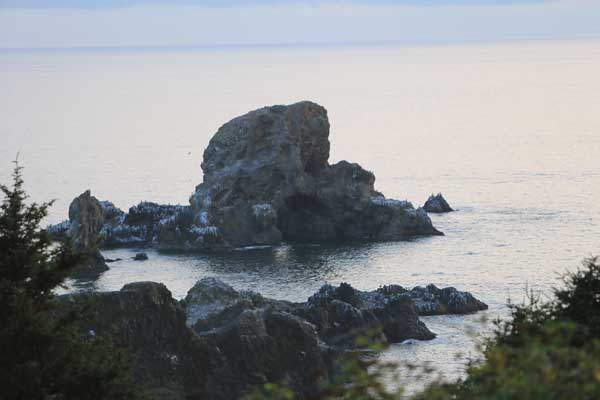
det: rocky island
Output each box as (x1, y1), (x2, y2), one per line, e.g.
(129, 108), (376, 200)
(50, 101), (442, 252)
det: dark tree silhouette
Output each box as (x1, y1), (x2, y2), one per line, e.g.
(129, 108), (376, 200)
(0, 160), (147, 400)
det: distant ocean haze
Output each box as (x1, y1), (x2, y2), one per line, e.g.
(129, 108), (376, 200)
(1, 1), (600, 48)
(1, 39), (599, 390)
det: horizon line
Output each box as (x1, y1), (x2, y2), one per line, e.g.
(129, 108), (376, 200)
(1, 33), (599, 54)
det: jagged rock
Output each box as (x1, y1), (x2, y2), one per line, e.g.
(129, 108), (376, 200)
(197, 308), (332, 398)
(184, 277), (265, 327)
(58, 278), (487, 399)
(69, 248), (109, 278)
(58, 283), (215, 400)
(184, 278), (332, 397)
(65, 190), (109, 275)
(407, 284), (488, 315)
(423, 193), (454, 213)
(68, 190), (104, 251)
(102, 202), (195, 248)
(46, 219), (70, 240)
(133, 252), (149, 261)
(189, 101), (442, 249)
(295, 297), (387, 348)
(185, 278), (487, 351)
(301, 282), (435, 345)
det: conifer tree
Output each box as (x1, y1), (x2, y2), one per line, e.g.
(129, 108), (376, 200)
(0, 160), (147, 400)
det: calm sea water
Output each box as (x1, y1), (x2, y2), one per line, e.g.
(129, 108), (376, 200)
(2, 39), (600, 392)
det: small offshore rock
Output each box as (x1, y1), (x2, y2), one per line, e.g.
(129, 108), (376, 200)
(70, 249), (109, 279)
(423, 193), (454, 213)
(409, 284), (488, 315)
(133, 252), (149, 261)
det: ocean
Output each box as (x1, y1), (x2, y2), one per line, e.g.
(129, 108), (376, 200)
(1, 39), (599, 392)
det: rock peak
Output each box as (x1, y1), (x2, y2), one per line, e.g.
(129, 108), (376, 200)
(190, 101), (441, 249)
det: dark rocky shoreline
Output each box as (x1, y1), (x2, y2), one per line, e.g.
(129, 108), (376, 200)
(60, 278), (487, 400)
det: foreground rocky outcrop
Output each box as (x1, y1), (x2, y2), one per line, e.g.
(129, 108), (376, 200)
(59, 279), (486, 399)
(60, 281), (332, 400)
(49, 102), (443, 251)
(59, 283), (215, 400)
(423, 193), (454, 213)
(185, 279), (332, 398)
(183, 278), (487, 351)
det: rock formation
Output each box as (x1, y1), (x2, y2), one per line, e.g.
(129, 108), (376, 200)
(63, 190), (109, 275)
(68, 190), (104, 250)
(59, 278), (486, 399)
(184, 278), (488, 350)
(133, 252), (149, 261)
(408, 284), (487, 315)
(188, 102), (441, 249)
(423, 193), (454, 213)
(185, 279), (332, 398)
(60, 281), (332, 400)
(59, 282), (222, 400)
(49, 102), (443, 251)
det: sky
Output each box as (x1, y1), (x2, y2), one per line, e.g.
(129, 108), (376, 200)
(0, 0), (599, 49)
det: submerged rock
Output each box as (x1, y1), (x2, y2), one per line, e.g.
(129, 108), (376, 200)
(423, 193), (454, 213)
(133, 252), (149, 261)
(50, 102), (443, 252)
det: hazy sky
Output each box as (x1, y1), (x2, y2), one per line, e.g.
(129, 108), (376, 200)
(1, 0), (599, 48)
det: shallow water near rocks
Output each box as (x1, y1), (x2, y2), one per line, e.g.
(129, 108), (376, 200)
(2, 39), (600, 393)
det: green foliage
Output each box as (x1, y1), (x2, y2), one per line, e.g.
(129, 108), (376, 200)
(419, 257), (600, 400)
(554, 257), (600, 337)
(322, 349), (403, 400)
(0, 160), (147, 400)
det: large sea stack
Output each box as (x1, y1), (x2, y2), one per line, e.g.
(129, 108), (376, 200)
(50, 101), (442, 251)
(186, 101), (441, 249)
